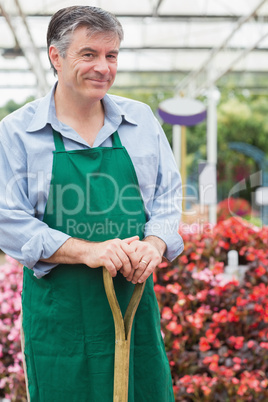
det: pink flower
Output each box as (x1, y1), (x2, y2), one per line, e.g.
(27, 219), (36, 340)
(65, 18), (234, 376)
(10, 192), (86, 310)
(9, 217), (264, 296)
(237, 384), (248, 396)
(162, 306), (173, 320)
(199, 337), (210, 351)
(201, 385), (211, 395)
(229, 336), (244, 350)
(166, 321), (182, 335)
(166, 283), (181, 295)
(247, 340), (255, 348)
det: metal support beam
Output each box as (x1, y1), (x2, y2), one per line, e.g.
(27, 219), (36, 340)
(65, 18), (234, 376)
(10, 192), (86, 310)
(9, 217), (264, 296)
(4, 14), (268, 22)
(194, 28), (268, 97)
(154, 0), (164, 15)
(0, 0), (49, 96)
(176, 0), (268, 96)
(151, 0), (165, 17)
(206, 85), (219, 225)
(4, 45), (268, 53)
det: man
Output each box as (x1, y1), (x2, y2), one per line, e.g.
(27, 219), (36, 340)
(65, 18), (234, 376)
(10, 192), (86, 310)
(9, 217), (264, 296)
(0, 6), (183, 402)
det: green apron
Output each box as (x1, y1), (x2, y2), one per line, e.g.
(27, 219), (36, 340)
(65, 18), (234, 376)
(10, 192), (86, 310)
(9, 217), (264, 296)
(22, 129), (174, 402)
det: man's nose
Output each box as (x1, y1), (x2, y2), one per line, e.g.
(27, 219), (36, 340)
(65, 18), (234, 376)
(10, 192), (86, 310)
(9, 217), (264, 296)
(94, 57), (110, 74)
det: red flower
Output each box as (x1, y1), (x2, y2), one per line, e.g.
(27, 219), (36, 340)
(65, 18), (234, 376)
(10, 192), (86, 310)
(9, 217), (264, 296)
(166, 321), (183, 335)
(229, 336), (244, 350)
(218, 240), (230, 250)
(247, 340), (255, 348)
(158, 261), (168, 269)
(212, 309), (228, 323)
(166, 283), (181, 295)
(190, 252), (200, 261)
(199, 337), (211, 351)
(233, 357), (241, 364)
(255, 265), (266, 277)
(153, 284), (166, 294)
(203, 354), (219, 372)
(218, 367), (234, 378)
(228, 306), (240, 322)
(162, 306), (173, 320)
(205, 328), (220, 342)
(179, 375), (191, 385)
(237, 384), (248, 396)
(172, 339), (181, 351)
(179, 255), (188, 264)
(211, 261), (224, 274)
(186, 385), (195, 394)
(201, 385), (211, 395)
(186, 262), (196, 272)
(236, 296), (248, 307)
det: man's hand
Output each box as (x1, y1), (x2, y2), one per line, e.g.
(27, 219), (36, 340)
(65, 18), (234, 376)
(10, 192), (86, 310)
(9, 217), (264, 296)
(42, 235), (166, 282)
(84, 236), (140, 277)
(120, 236), (166, 284)
(42, 235), (140, 278)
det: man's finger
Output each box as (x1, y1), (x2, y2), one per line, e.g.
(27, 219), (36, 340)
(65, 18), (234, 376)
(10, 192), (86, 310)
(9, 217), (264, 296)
(134, 261), (155, 284)
(123, 235), (139, 244)
(121, 241), (140, 269)
(116, 249), (132, 277)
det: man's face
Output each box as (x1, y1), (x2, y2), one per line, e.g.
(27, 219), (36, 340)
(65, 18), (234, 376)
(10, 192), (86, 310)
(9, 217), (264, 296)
(55, 27), (120, 102)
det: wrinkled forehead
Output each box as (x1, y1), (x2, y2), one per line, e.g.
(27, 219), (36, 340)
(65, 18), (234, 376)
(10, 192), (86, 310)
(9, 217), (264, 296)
(66, 27), (121, 54)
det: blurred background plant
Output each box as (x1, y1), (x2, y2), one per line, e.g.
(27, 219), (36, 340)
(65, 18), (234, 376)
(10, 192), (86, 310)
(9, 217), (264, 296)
(217, 197), (252, 222)
(155, 217), (268, 401)
(0, 256), (26, 401)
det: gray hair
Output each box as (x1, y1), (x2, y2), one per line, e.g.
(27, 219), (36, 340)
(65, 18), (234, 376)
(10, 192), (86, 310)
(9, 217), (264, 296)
(47, 6), (124, 75)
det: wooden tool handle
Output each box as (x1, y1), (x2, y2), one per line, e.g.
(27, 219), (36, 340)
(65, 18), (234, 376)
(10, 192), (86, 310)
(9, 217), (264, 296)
(103, 268), (146, 402)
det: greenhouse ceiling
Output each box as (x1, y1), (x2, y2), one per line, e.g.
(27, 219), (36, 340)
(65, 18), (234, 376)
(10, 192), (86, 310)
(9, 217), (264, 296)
(0, 0), (268, 105)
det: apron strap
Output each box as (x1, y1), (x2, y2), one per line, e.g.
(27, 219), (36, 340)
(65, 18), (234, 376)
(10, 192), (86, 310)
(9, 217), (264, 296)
(112, 131), (123, 148)
(52, 129), (122, 151)
(52, 129), (66, 152)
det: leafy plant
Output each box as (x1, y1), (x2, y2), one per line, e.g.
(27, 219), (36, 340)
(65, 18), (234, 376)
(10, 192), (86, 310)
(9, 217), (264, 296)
(217, 197), (252, 222)
(154, 217), (268, 401)
(0, 257), (26, 401)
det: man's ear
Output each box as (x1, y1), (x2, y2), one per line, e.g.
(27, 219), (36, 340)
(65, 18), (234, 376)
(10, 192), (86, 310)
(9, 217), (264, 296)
(49, 46), (61, 73)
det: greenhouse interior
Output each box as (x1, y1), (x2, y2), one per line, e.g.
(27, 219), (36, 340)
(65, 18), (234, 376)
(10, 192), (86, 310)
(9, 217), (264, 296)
(0, 0), (268, 401)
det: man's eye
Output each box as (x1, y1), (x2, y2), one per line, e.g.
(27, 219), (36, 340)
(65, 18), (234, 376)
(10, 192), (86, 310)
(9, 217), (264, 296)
(107, 55), (117, 60)
(83, 53), (93, 58)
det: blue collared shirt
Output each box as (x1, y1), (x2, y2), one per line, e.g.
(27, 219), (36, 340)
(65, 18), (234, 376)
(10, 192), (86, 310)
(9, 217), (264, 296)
(0, 84), (183, 278)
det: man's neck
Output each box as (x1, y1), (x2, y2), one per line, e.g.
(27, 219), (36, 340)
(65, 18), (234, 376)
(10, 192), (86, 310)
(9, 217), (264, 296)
(54, 86), (105, 146)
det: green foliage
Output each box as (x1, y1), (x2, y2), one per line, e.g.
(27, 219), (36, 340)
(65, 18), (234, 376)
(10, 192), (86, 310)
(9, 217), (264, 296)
(217, 95), (268, 201)
(110, 88), (174, 144)
(186, 93), (268, 202)
(0, 97), (35, 121)
(218, 97), (267, 151)
(110, 88), (173, 115)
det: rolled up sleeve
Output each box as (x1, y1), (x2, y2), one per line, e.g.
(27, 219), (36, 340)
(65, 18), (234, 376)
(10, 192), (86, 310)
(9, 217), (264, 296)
(143, 119), (184, 261)
(0, 138), (70, 278)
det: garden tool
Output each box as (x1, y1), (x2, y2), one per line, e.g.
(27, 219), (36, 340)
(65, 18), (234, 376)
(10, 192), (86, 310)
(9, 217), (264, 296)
(103, 267), (146, 402)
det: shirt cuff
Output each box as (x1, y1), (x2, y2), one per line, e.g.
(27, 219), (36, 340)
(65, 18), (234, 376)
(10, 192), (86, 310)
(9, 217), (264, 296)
(144, 223), (184, 261)
(21, 228), (70, 272)
(32, 261), (60, 279)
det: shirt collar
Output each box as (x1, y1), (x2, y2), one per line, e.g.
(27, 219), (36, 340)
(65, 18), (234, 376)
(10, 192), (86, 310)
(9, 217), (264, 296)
(26, 83), (57, 133)
(26, 82), (138, 133)
(102, 94), (138, 126)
